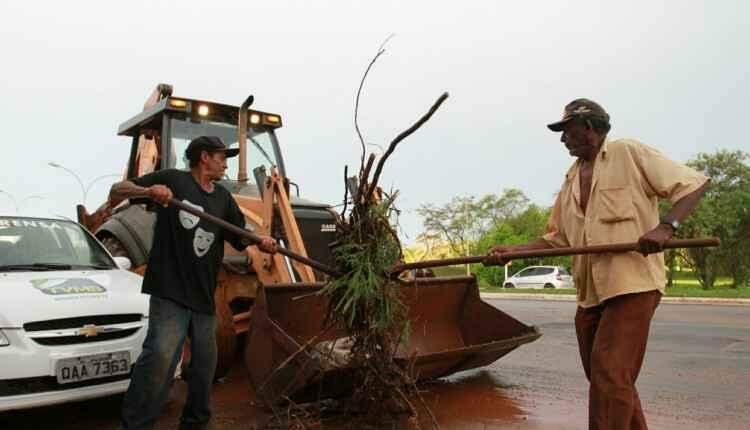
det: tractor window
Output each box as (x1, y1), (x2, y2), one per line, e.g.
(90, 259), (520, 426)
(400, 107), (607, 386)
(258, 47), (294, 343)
(168, 117), (281, 180)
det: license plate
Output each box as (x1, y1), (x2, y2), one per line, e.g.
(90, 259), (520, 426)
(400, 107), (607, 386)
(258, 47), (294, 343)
(55, 351), (130, 384)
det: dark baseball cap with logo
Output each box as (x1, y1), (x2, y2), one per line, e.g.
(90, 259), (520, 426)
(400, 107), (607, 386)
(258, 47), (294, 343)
(185, 136), (240, 162)
(547, 98), (610, 132)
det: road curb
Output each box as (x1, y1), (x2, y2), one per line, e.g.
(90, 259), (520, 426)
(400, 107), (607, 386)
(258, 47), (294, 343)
(480, 292), (750, 305)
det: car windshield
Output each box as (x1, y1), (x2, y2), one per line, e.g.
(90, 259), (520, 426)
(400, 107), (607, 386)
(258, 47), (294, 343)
(0, 217), (115, 270)
(167, 117), (282, 180)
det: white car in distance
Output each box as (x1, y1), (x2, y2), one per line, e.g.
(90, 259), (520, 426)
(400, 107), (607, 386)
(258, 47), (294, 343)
(0, 215), (148, 412)
(503, 265), (574, 289)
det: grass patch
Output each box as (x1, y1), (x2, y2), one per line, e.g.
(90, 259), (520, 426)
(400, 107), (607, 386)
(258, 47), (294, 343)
(422, 265), (750, 298)
(477, 286), (750, 298)
(662, 285), (750, 298)
(481, 287), (576, 295)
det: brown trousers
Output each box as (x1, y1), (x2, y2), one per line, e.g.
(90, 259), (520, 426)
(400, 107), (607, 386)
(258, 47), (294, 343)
(575, 290), (661, 430)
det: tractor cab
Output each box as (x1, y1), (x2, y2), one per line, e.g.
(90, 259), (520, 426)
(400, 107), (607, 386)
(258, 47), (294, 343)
(84, 84), (337, 274)
(118, 85), (286, 199)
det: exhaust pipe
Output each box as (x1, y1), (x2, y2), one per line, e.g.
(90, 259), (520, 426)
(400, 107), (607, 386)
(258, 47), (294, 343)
(237, 94), (254, 182)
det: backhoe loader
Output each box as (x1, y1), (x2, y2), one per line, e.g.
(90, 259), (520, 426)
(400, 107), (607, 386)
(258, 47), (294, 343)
(78, 83), (541, 404)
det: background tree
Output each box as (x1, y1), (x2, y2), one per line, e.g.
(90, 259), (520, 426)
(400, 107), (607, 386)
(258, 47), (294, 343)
(681, 150), (750, 289)
(417, 195), (482, 275)
(659, 200), (684, 288)
(417, 189), (529, 275)
(476, 188), (529, 231)
(418, 189), (572, 285)
(474, 204), (571, 286)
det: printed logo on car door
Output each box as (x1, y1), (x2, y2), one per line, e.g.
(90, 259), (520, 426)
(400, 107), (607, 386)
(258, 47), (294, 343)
(31, 278), (107, 295)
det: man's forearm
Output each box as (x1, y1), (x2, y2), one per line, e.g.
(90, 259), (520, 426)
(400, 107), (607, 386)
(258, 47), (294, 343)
(664, 179), (710, 223)
(109, 181), (151, 207)
(512, 238), (555, 252)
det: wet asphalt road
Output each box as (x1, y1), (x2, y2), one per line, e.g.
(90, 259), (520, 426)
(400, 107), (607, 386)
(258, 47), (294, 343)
(469, 299), (750, 429)
(1, 299), (748, 429)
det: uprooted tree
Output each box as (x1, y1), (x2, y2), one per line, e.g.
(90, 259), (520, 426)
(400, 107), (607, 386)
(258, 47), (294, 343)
(318, 41), (448, 428)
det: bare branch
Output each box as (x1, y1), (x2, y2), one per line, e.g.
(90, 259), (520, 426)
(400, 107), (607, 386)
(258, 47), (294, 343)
(367, 92), (449, 200)
(355, 34), (395, 171)
(357, 153), (376, 202)
(341, 165), (349, 219)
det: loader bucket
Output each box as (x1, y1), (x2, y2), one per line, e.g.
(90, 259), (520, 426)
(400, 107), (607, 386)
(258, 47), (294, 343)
(245, 275), (541, 406)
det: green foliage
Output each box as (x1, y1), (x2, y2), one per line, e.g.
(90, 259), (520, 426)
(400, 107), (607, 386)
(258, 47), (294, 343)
(417, 189), (574, 287)
(681, 150), (750, 288)
(417, 149), (750, 291)
(322, 198), (404, 333)
(417, 189), (530, 259)
(474, 224), (524, 285)
(473, 204), (571, 287)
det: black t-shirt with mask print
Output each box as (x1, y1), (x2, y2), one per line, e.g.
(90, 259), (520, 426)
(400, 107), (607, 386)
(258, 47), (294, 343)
(132, 169), (247, 314)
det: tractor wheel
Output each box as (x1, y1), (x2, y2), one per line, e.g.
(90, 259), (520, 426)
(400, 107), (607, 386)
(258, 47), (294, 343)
(214, 295), (238, 379)
(100, 235), (130, 258)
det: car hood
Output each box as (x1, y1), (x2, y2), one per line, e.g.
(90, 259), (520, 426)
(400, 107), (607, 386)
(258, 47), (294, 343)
(0, 270), (149, 328)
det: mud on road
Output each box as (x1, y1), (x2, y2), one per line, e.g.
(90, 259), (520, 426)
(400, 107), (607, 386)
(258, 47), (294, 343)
(1, 299), (748, 429)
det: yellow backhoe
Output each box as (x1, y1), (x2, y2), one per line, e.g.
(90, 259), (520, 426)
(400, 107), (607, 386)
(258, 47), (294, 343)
(78, 84), (542, 404)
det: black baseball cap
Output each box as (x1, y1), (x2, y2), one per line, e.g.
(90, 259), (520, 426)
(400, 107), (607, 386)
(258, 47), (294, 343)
(185, 136), (240, 161)
(547, 98), (610, 132)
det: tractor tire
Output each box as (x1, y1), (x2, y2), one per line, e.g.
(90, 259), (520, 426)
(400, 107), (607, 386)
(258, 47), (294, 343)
(100, 235), (130, 258)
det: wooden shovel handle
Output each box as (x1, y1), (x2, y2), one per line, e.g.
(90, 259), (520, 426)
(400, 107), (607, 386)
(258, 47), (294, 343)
(391, 237), (720, 273)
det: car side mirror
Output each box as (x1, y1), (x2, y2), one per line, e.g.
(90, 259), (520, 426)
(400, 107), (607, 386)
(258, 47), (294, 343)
(113, 256), (132, 271)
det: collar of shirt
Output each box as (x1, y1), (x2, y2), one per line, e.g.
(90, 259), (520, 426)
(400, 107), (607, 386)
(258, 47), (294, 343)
(564, 139), (610, 181)
(562, 139), (611, 216)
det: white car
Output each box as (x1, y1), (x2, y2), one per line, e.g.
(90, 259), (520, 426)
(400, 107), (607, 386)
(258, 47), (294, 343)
(503, 265), (574, 289)
(0, 215), (148, 411)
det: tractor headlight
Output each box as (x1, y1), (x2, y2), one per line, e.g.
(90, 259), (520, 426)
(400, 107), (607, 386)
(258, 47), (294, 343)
(0, 330), (10, 347)
(169, 99), (188, 108)
(263, 114), (281, 125)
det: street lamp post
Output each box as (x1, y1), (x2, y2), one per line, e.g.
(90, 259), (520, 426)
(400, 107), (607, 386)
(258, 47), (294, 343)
(0, 190), (45, 213)
(49, 162), (86, 204)
(0, 189), (18, 213)
(49, 163), (120, 206)
(84, 174), (122, 206)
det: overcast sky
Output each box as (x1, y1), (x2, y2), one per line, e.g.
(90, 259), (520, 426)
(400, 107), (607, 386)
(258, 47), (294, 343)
(1, 1), (747, 244)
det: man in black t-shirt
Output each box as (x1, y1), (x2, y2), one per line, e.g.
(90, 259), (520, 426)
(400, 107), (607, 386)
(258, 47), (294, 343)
(110, 136), (277, 430)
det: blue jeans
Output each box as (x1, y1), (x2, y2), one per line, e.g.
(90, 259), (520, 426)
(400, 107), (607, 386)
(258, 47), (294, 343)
(121, 295), (217, 430)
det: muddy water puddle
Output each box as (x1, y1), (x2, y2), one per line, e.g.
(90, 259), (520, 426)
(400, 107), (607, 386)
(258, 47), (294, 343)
(168, 363), (573, 429)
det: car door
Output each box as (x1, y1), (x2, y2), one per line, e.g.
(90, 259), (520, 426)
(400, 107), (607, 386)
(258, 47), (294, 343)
(533, 267), (555, 288)
(514, 267), (537, 288)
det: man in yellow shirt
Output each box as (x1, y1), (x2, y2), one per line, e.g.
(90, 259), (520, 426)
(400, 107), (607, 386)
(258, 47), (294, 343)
(490, 99), (709, 430)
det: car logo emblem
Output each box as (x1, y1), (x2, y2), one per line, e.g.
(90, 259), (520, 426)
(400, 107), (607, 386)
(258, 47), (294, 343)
(78, 324), (101, 337)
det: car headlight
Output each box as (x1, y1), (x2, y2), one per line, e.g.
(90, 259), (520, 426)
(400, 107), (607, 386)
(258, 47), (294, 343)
(0, 330), (10, 347)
